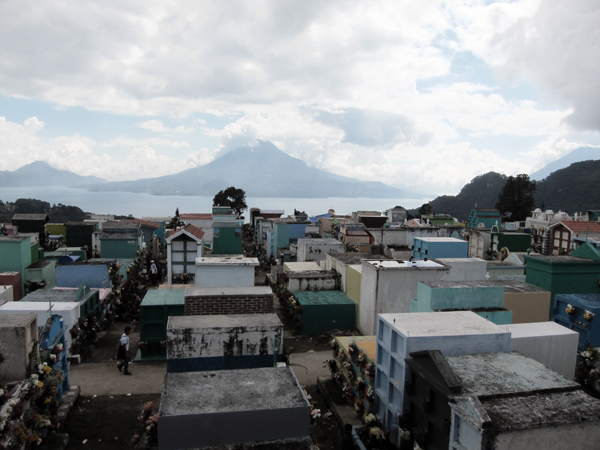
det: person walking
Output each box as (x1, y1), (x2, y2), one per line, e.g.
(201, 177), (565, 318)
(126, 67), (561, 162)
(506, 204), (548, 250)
(117, 326), (132, 375)
(150, 260), (158, 285)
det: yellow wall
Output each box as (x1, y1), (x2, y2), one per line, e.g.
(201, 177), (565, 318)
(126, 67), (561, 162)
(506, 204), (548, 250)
(347, 265), (362, 321)
(46, 223), (66, 237)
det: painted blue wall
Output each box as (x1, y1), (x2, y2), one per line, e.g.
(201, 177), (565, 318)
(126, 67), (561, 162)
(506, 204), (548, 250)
(412, 238), (468, 260)
(55, 264), (110, 288)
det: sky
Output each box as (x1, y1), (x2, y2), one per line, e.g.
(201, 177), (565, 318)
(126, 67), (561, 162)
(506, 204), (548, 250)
(1, 0), (599, 196)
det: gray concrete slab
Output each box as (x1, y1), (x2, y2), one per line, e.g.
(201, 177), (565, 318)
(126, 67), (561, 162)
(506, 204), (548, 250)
(68, 362), (166, 396)
(288, 350), (331, 386)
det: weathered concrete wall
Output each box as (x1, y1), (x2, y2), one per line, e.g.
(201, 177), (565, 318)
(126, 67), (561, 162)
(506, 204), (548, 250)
(0, 313), (38, 382)
(486, 262), (525, 281)
(507, 322), (578, 380)
(0, 285), (14, 302)
(287, 270), (340, 291)
(166, 314), (283, 372)
(368, 228), (406, 246)
(194, 262), (256, 288)
(297, 238), (344, 263)
(437, 258), (487, 282)
(0, 302), (80, 351)
(158, 367), (310, 449)
(493, 421), (600, 450)
(359, 261), (449, 335)
(185, 286), (273, 316)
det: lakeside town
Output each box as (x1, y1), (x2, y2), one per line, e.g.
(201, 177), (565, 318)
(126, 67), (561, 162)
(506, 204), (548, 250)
(1, 185), (600, 450)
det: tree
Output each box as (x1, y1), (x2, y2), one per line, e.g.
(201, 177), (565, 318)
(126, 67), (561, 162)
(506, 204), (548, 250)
(168, 207), (184, 229)
(213, 187), (247, 217)
(418, 203), (433, 218)
(495, 174), (536, 222)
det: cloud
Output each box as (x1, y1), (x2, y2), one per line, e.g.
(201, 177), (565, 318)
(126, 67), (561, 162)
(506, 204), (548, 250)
(105, 136), (190, 148)
(451, 0), (600, 131)
(0, 116), (209, 181)
(310, 108), (431, 147)
(137, 119), (193, 133)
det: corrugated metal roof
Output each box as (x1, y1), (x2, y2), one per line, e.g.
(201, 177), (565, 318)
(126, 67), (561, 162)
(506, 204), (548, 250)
(12, 214), (49, 221)
(124, 219), (160, 229)
(180, 213), (213, 220)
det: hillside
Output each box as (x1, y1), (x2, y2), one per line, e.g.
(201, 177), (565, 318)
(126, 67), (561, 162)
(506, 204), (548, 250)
(535, 160), (600, 213)
(409, 172), (507, 221)
(79, 140), (405, 199)
(0, 161), (106, 187)
(409, 160), (600, 221)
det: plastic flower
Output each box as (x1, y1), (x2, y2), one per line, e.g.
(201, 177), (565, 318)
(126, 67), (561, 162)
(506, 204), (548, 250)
(565, 304), (575, 314)
(584, 310), (595, 321)
(311, 409), (321, 419)
(364, 413), (377, 424)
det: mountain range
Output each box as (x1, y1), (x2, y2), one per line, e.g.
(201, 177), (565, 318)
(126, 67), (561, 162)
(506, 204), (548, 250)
(530, 146), (600, 180)
(0, 161), (106, 187)
(410, 159), (600, 220)
(77, 140), (406, 198)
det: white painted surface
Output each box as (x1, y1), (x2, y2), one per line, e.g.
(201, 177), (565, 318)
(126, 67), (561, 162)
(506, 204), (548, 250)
(194, 264), (256, 288)
(0, 285), (14, 302)
(437, 258), (487, 282)
(297, 238), (344, 263)
(0, 301), (80, 350)
(283, 262), (321, 273)
(359, 260), (449, 335)
(507, 322), (578, 380)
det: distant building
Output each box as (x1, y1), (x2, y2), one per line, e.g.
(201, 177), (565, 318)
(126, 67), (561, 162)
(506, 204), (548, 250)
(386, 206), (407, 224)
(547, 220), (600, 255)
(179, 213), (214, 243)
(466, 208), (501, 229)
(422, 213), (456, 226)
(166, 224), (205, 284)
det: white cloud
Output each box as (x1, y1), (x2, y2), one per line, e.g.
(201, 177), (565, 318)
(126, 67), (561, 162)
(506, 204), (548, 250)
(526, 136), (600, 171)
(0, 1), (597, 194)
(451, 0), (600, 131)
(105, 136), (190, 148)
(0, 116), (210, 181)
(137, 119), (193, 133)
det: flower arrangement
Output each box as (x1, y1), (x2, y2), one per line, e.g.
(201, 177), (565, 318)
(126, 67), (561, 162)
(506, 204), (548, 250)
(366, 386), (375, 402)
(337, 350), (347, 363)
(565, 304), (576, 314)
(342, 383), (353, 399)
(51, 343), (63, 355)
(356, 353), (366, 367)
(365, 363), (375, 379)
(363, 413), (377, 424)
(355, 376), (365, 391)
(584, 310), (595, 321)
(348, 343), (358, 355)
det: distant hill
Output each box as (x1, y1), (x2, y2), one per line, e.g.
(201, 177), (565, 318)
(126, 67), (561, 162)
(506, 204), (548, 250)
(409, 160), (600, 221)
(535, 160), (600, 213)
(79, 140), (405, 199)
(408, 172), (507, 221)
(530, 147), (600, 181)
(0, 161), (106, 187)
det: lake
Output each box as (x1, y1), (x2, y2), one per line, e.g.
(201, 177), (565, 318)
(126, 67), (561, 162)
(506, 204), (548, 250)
(0, 186), (427, 219)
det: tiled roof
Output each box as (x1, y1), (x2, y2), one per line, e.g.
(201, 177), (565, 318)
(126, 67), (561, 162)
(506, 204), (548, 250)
(185, 224), (206, 241)
(556, 221), (600, 233)
(180, 213), (213, 220)
(124, 219), (160, 229)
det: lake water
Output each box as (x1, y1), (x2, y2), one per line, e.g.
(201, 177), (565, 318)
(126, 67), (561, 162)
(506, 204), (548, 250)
(0, 186), (427, 219)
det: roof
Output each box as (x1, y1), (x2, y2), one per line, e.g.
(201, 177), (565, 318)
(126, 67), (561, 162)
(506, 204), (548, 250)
(124, 219), (160, 229)
(12, 214), (49, 221)
(180, 213), (213, 220)
(166, 224), (205, 243)
(474, 208), (500, 212)
(552, 220), (600, 233)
